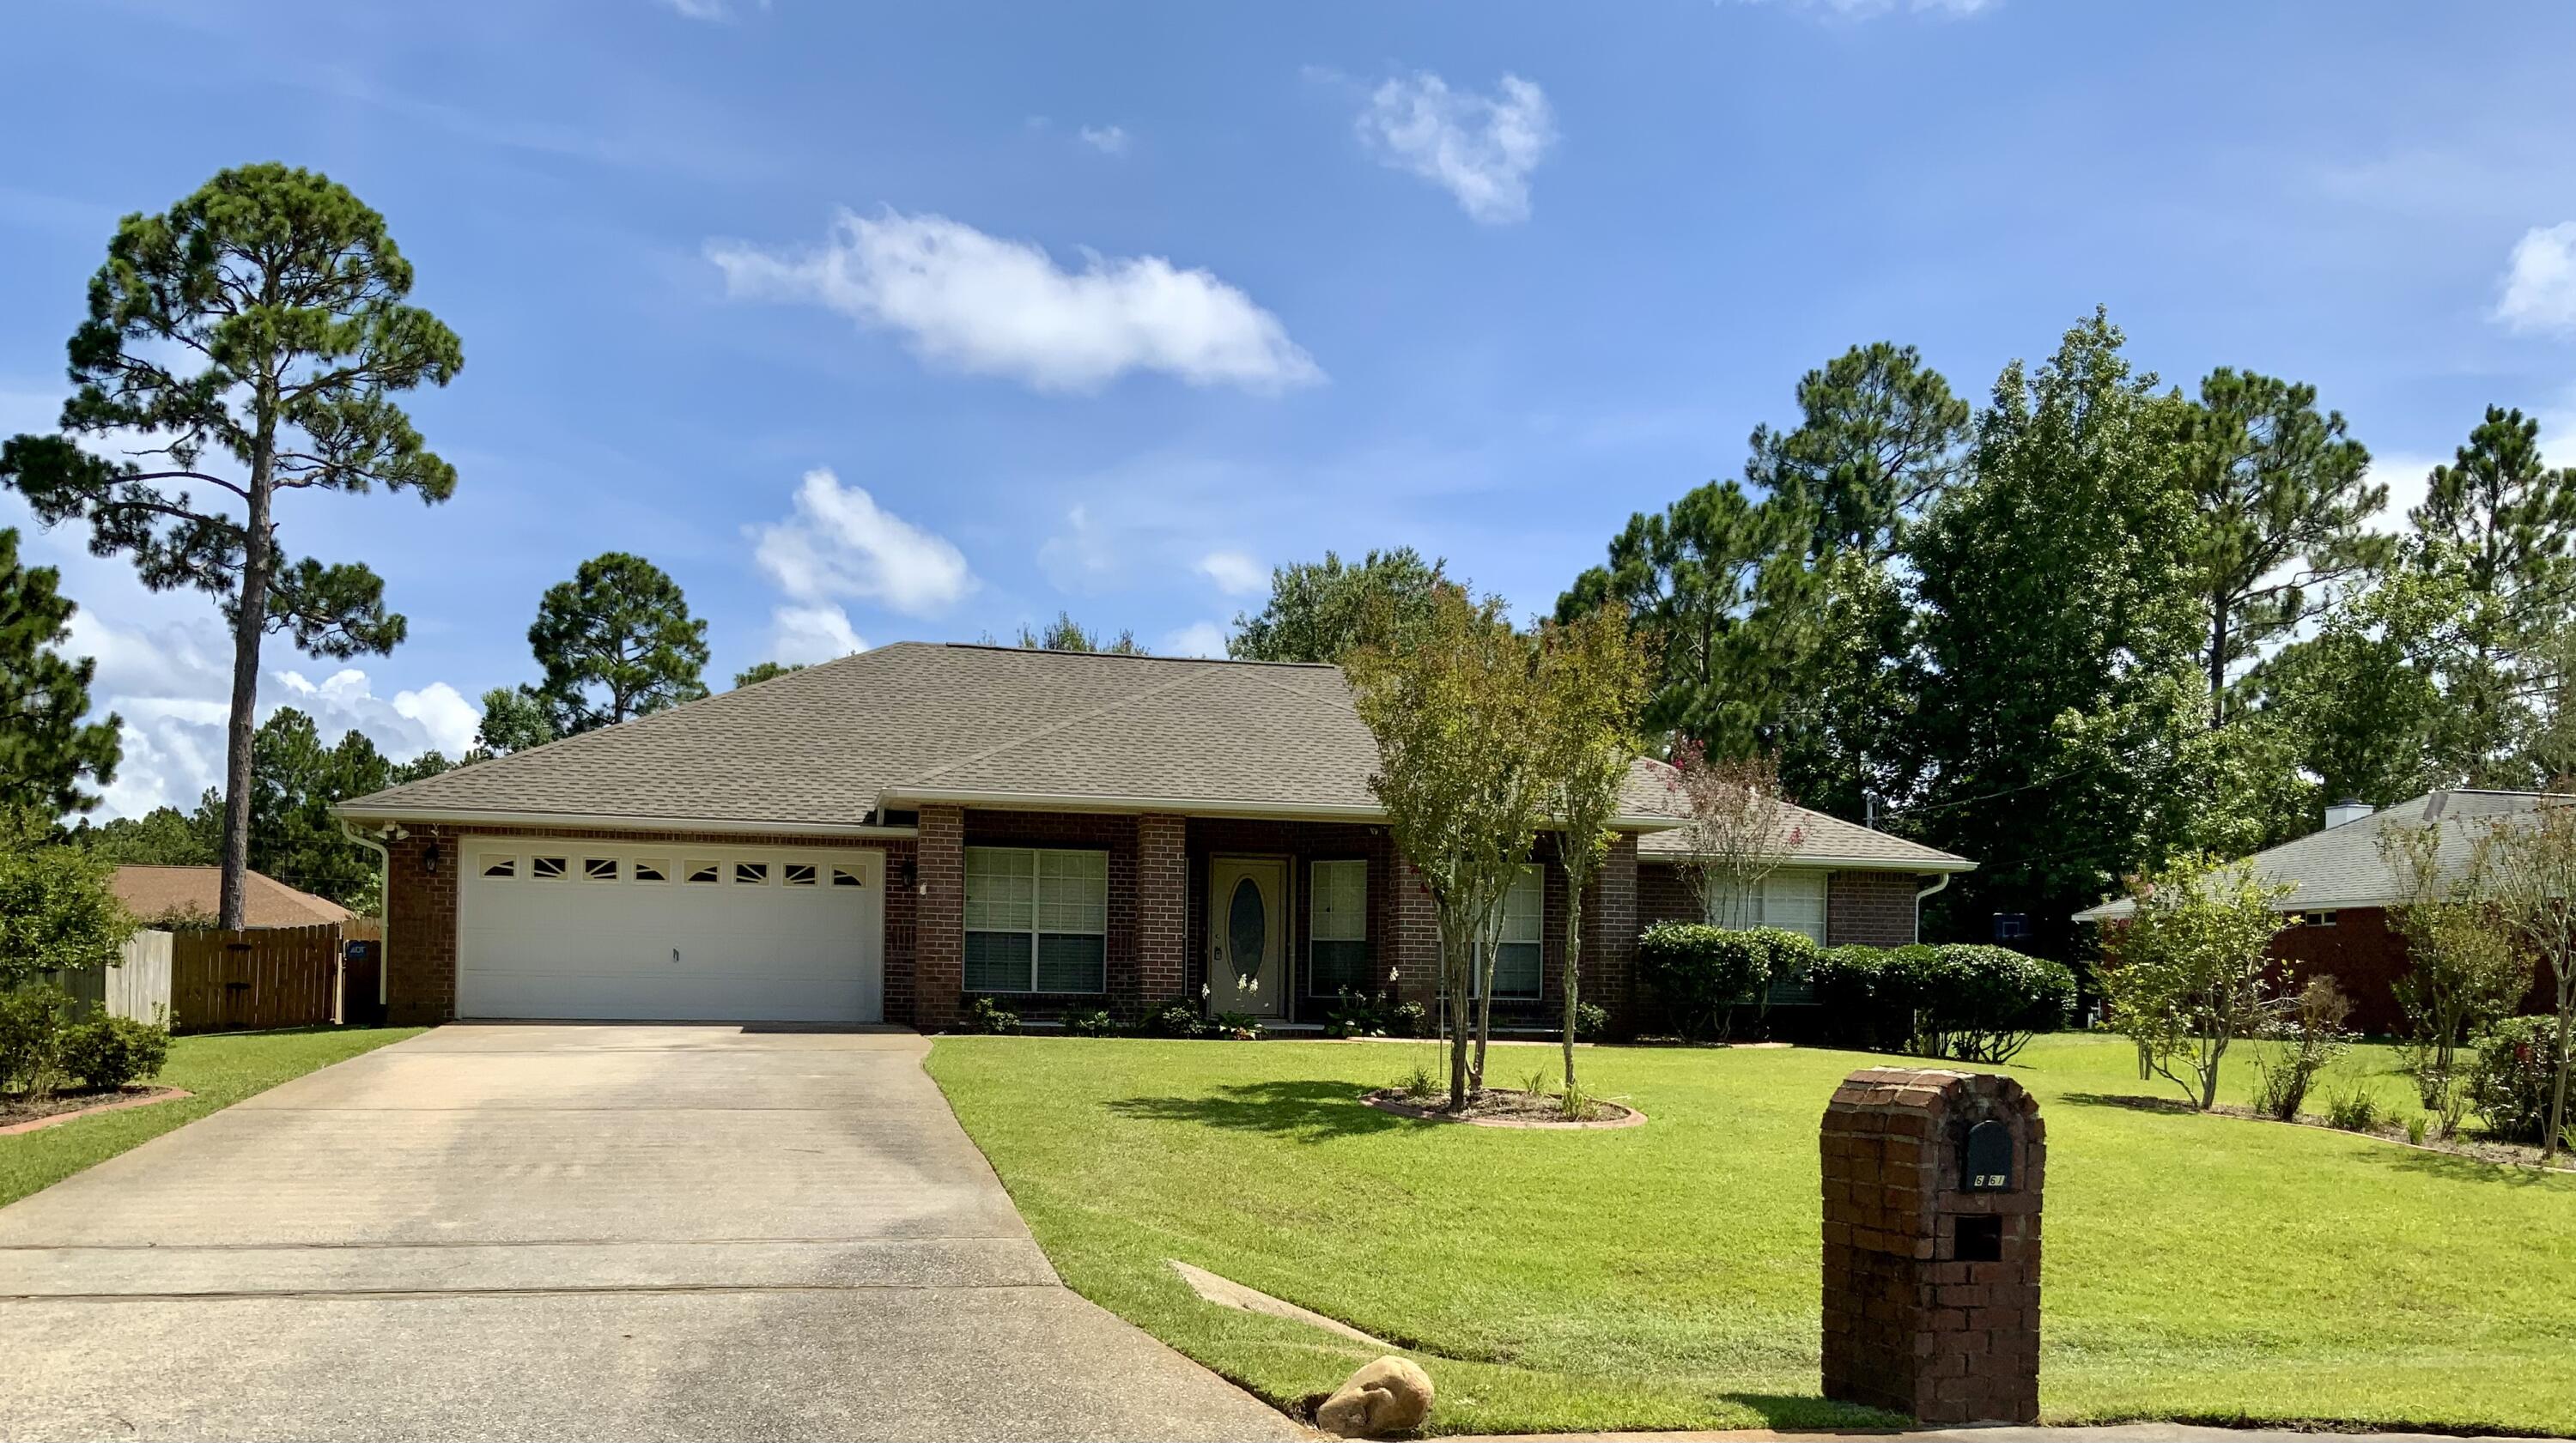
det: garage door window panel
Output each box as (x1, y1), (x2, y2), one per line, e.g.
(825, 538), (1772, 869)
(734, 861), (769, 886)
(481, 856), (516, 880)
(583, 858), (618, 882)
(532, 856), (567, 881)
(684, 861), (720, 884)
(632, 859), (669, 883)
(784, 862), (818, 887)
(965, 846), (1107, 993)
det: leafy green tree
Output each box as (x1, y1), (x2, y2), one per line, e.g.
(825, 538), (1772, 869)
(526, 553), (709, 735)
(0, 816), (137, 991)
(2379, 820), (2525, 1115)
(474, 686), (556, 755)
(1898, 310), (2204, 955)
(0, 530), (120, 815)
(1345, 585), (1550, 1110)
(2175, 368), (2389, 722)
(1558, 479), (1816, 758)
(65, 805), (216, 866)
(1230, 548), (1449, 663)
(2096, 851), (2295, 1111)
(1534, 604), (1651, 1087)
(2475, 797), (2576, 1162)
(733, 660), (806, 688)
(0, 165), (462, 928)
(2408, 407), (2576, 785)
(2251, 557), (2462, 807)
(1016, 612), (1145, 654)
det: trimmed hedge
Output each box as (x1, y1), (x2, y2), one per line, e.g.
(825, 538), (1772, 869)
(1637, 924), (1820, 1040)
(1643, 926), (2074, 1061)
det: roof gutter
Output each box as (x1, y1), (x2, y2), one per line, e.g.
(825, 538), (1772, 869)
(338, 819), (391, 1016)
(873, 785), (1685, 831)
(331, 803), (920, 840)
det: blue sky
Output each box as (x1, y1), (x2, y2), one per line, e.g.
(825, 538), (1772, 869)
(8, 0), (2576, 818)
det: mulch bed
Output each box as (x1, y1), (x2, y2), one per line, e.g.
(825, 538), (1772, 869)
(1362, 1086), (1646, 1130)
(2206, 1102), (2572, 1172)
(0, 1086), (192, 1135)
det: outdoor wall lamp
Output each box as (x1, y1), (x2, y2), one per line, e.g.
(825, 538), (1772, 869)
(422, 842), (441, 876)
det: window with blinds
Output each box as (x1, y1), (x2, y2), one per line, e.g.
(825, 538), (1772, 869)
(1490, 864), (1545, 999)
(1307, 859), (1370, 997)
(964, 847), (1109, 993)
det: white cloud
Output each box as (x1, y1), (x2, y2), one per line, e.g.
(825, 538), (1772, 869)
(658, 0), (764, 20)
(707, 208), (1321, 394)
(750, 467), (974, 617)
(1357, 72), (1556, 226)
(767, 604), (868, 665)
(2363, 451), (2447, 536)
(1078, 124), (1130, 156)
(59, 609), (480, 819)
(1163, 621), (1230, 659)
(1196, 549), (1267, 597)
(1037, 504), (1121, 594)
(2494, 222), (2576, 335)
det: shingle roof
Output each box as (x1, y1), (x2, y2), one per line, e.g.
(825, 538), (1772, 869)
(1633, 796), (1974, 874)
(2069, 790), (2567, 921)
(110, 866), (353, 929)
(340, 642), (1688, 831)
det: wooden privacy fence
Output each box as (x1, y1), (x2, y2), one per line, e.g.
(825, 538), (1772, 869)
(170, 919), (383, 1034)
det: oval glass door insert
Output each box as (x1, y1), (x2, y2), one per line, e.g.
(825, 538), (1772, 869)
(1227, 876), (1266, 983)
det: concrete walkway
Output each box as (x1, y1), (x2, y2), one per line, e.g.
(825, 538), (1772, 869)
(0, 1024), (1304, 1442)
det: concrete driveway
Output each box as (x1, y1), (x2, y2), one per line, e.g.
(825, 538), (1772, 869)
(0, 1025), (1305, 1442)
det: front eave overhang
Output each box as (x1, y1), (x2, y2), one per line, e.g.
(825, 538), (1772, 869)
(1640, 852), (1978, 875)
(874, 785), (1686, 832)
(332, 803), (920, 840)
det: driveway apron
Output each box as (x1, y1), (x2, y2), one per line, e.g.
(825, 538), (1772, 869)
(0, 1024), (1305, 1442)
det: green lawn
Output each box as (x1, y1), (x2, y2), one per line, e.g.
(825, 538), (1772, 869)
(2, 1026), (422, 1208)
(927, 1033), (2576, 1436)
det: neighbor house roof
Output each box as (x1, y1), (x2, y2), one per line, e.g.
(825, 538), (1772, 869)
(110, 866), (354, 929)
(339, 643), (1691, 834)
(1633, 797), (1974, 874)
(2069, 789), (2567, 922)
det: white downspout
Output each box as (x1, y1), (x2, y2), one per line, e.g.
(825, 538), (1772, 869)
(340, 819), (392, 1013)
(1912, 872), (1951, 944)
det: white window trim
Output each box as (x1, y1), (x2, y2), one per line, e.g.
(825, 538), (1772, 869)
(1704, 869), (1829, 945)
(1306, 858), (1370, 997)
(964, 846), (1110, 994)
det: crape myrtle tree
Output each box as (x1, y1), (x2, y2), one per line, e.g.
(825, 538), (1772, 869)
(1345, 585), (1550, 1112)
(1669, 743), (1800, 928)
(1534, 604), (1651, 1088)
(2096, 851), (2294, 1112)
(0, 164), (462, 929)
(0, 529), (121, 815)
(2377, 819), (2526, 1113)
(2476, 796), (2576, 1162)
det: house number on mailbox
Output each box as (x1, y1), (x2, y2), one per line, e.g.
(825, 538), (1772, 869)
(1964, 1119), (2013, 1191)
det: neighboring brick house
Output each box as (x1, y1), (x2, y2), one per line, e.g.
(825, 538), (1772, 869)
(336, 643), (1714, 1031)
(2070, 790), (2564, 1035)
(1635, 806), (1974, 949)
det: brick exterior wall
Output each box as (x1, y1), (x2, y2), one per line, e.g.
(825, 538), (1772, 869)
(1135, 815), (1188, 1018)
(911, 806), (964, 1031)
(1639, 858), (1698, 929)
(1828, 870), (1920, 947)
(2265, 904), (2555, 1038)
(383, 822), (914, 1026)
(1578, 833), (1640, 1033)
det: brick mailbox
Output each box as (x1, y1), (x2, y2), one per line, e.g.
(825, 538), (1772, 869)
(1820, 1067), (2044, 1424)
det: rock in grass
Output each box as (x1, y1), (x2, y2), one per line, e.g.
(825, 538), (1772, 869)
(1315, 1356), (1432, 1438)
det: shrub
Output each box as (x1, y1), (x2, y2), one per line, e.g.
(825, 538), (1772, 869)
(2465, 1016), (2568, 1144)
(2252, 976), (2353, 1122)
(57, 1014), (170, 1089)
(1636, 924), (1816, 1040)
(1323, 987), (1423, 1040)
(1572, 1000), (1610, 1041)
(963, 997), (1020, 1035)
(1, 985), (77, 1094)
(1914, 944), (2076, 1064)
(1061, 1009), (1118, 1038)
(0, 841), (137, 991)
(2324, 1084), (2383, 1133)
(1208, 1010), (1263, 1040)
(1807, 943), (1939, 1049)
(1145, 1002), (1206, 1039)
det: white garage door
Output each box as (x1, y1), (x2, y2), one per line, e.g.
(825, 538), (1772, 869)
(459, 840), (884, 1022)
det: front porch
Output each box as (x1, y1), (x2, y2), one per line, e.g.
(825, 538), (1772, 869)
(902, 805), (1641, 1033)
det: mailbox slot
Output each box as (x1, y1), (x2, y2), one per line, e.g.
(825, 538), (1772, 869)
(1955, 1215), (2003, 1263)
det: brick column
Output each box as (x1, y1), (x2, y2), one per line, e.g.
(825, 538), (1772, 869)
(386, 827), (459, 1025)
(1388, 856), (1444, 1007)
(1133, 814), (1188, 1019)
(1580, 833), (1639, 1034)
(914, 804), (965, 1031)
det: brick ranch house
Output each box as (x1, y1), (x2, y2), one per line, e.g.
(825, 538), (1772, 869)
(2071, 789), (2564, 1035)
(337, 643), (1971, 1031)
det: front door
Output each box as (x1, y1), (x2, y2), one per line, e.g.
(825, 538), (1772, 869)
(1207, 857), (1288, 1018)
